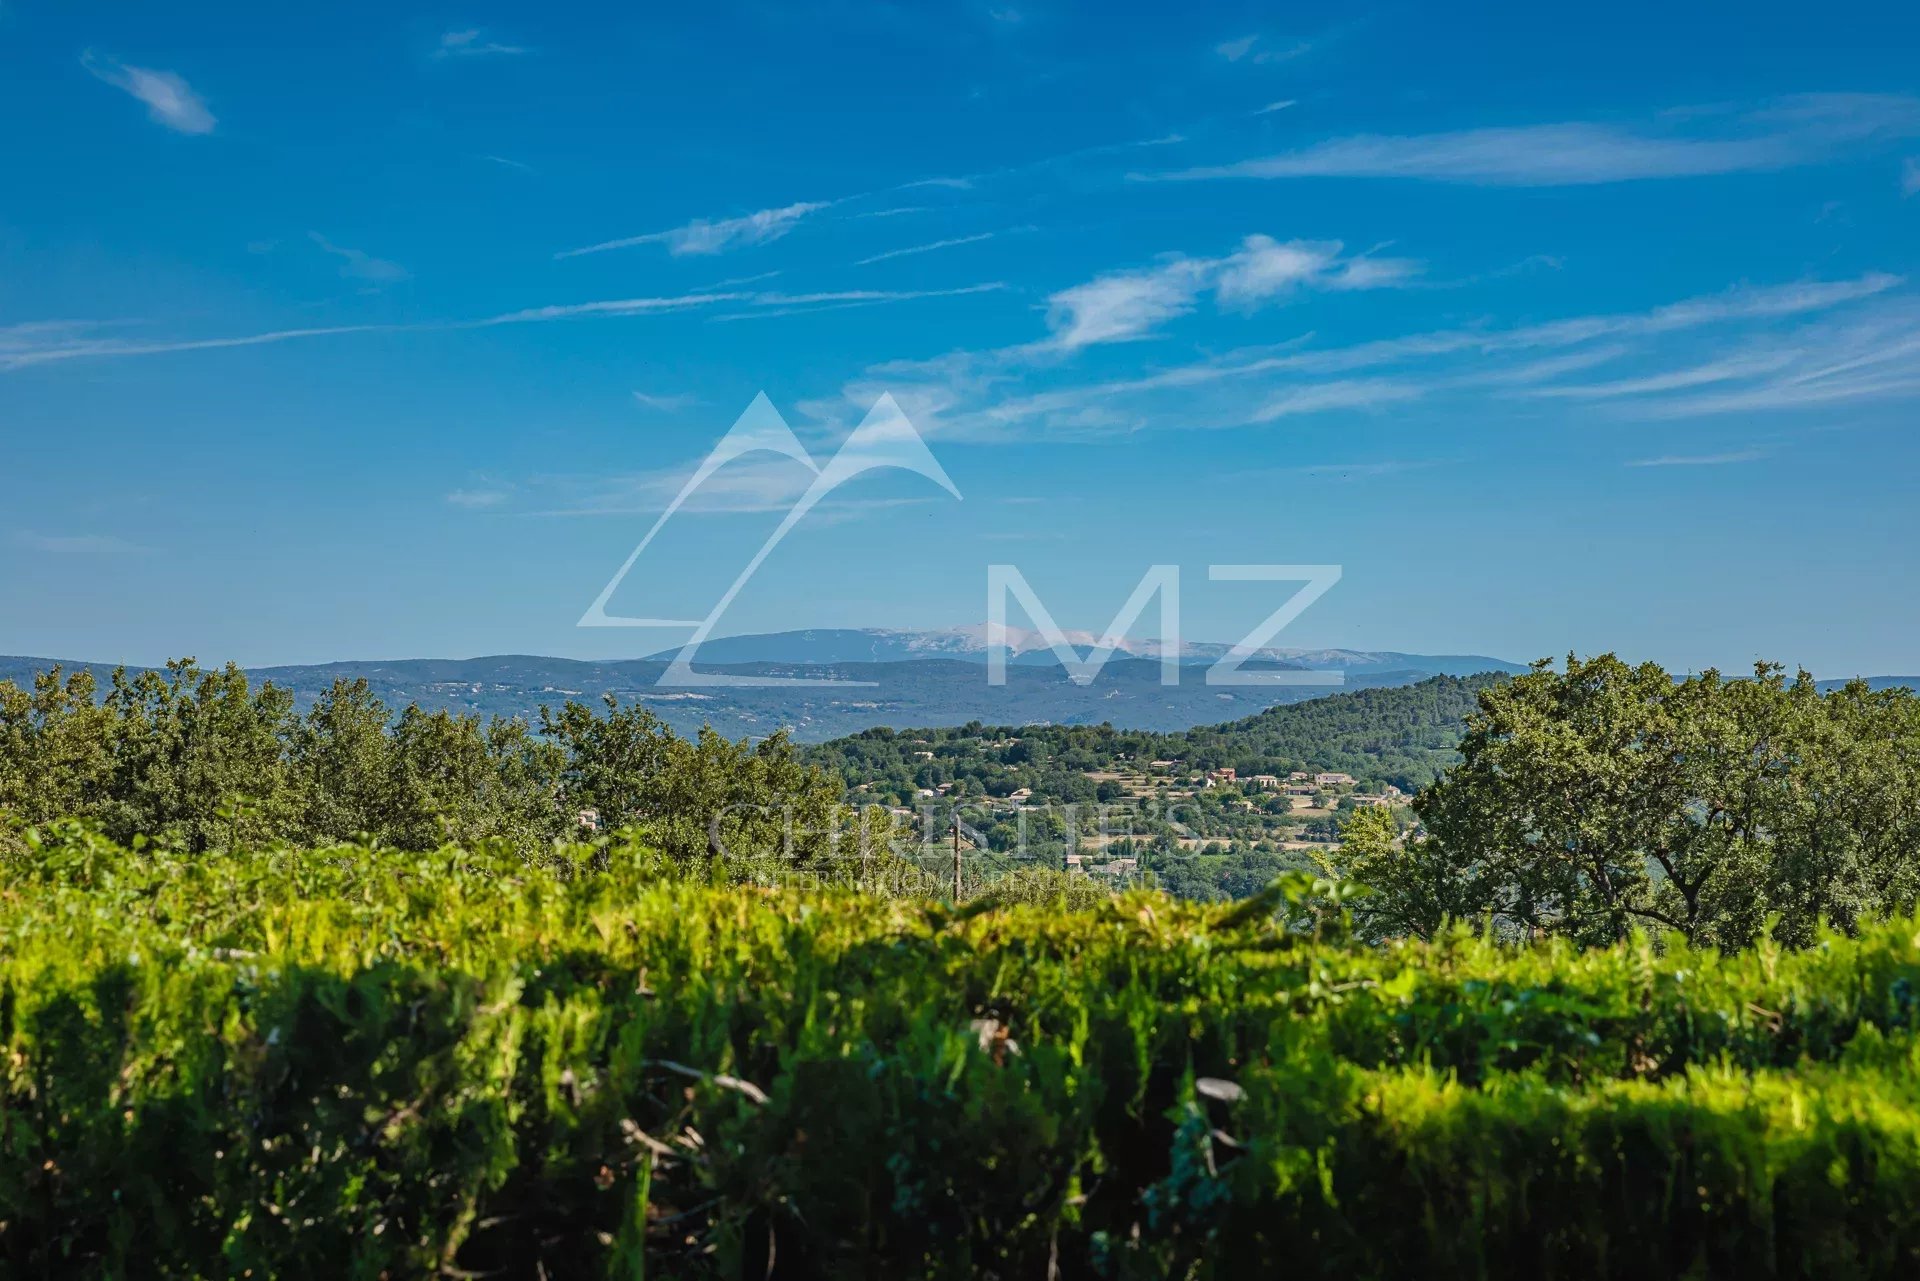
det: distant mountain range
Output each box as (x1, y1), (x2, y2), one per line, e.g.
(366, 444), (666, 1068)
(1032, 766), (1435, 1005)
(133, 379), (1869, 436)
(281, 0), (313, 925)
(0, 629), (1524, 742)
(643, 626), (1524, 678)
(4, 630), (1907, 743)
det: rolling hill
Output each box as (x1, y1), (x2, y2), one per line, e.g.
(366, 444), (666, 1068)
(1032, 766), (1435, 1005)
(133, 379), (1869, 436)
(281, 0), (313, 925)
(0, 652), (1515, 743)
(642, 626), (1525, 678)
(807, 672), (1507, 795)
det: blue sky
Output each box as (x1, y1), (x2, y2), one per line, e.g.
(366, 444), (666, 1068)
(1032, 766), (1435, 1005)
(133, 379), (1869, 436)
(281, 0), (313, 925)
(3, 0), (1918, 675)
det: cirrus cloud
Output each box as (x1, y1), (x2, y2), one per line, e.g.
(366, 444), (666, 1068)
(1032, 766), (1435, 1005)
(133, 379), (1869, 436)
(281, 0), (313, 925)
(82, 52), (215, 134)
(1045, 235), (1420, 350)
(1142, 94), (1920, 187)
(435, 29), (530, 58)
(557, 201), (832, 259)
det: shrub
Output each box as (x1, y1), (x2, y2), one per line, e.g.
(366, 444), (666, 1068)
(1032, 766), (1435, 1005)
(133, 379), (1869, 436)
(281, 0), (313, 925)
(5, 825), (1920, 1278)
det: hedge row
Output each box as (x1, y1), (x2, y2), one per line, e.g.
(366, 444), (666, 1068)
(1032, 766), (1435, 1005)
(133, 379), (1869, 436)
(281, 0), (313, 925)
(4, 824), (1920, 1278)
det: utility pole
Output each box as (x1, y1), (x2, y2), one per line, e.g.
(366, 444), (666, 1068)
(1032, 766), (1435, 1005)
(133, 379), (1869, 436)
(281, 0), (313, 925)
(952, 802), (963, 901)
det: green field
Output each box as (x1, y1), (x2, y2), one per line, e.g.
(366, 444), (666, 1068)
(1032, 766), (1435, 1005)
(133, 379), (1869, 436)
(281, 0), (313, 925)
(6, 826), (1920, 1278)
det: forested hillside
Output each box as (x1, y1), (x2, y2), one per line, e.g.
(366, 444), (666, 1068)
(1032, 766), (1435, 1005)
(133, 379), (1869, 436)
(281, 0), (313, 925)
(1172, 672), (1501, 786)
(806, 672), (1502, 798)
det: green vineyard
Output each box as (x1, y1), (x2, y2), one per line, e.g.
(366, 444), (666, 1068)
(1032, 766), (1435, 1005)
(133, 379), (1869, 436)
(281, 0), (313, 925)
(5, 824), (1920, 1278)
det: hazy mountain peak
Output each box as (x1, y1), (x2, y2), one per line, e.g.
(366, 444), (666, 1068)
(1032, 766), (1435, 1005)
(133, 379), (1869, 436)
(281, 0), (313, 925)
(642, 626), (1525, 673)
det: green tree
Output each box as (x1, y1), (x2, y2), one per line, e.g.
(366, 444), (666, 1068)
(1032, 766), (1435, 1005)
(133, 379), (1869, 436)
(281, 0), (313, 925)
(100, 660), (296, 851)
(289, 678), (397, 842)
(540, 697), (846, 875)
(1336, 804), (1461, 941)
(0, 667), (117, 842)
(1365, 655), (1920, 949)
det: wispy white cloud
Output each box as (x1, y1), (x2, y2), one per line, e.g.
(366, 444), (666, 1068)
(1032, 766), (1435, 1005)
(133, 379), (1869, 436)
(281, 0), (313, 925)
(1658, 371), (1920, 415)
(434, 29), (529, 58)
(14, 531), (153, 555)
(1256, 99), (1297, 115)
(1544, 297), (1920, 419)
(557, 201), (831, 259)
(1215, 34), (1311, 64)
(703, 269), (785, 289)
(0, 319), (110, 354)
(1627, 450), (1768, 467)
(540, 456), (811, 516)
(760, 286), (1005, 306)
(309, 232), (410, 283)
(1221, 236), (1421, 302)
(1157, 126), (1781, 185)
(855, 232), (996, 265)
(1614, 273), (1901, 333)
(524, 455), (937, 521)
(1261, 459), (1444, 480)
(445, 488), (511, 508)
(1044, 235), (1419, 349)
(0, 320), (400, 371)
(1252, 380), (1419, 421)
(481, 154), (534, 173)
(880, 131), (1215, 207)
(1145, 94), (1920, 187)
(1485, 253), (1566, 280)
(1255, 41), (1313, 64)
(1524, 352), (1800, 399)
(1207, 272), (1900, 382)
(710, 283), (1008, 321)
(671, 116), (1203, 246)
(1045, 259), (1212, 348)
(1637, 351), (1920, 417)
(632, 390), (702, 412)
(477, 293), (748, 325)
(821, 270), (1907, 444)
(460, 455), (940, 522)
(504, 286), (1001, 328)
(1213, 238), (1339, 306)
(82, 52), (215, 134)
(0, 282), (1009, 371)
(1472, 345), (1632, 387)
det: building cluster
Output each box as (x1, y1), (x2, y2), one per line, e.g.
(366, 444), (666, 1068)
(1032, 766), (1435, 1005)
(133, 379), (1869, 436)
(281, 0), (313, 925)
(1064, 853), (1139, 879)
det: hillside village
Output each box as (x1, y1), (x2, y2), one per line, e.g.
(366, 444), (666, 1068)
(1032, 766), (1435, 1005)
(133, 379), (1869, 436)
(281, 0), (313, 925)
(868, 751), (1413, 882)
(802, 681), (1480, 898)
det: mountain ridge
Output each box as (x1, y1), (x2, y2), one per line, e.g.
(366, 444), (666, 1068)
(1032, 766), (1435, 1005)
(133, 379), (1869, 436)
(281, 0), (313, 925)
(0, 649), (1517, 743)
(641, 625), (1526, 676)
(5, 643), (1905, 744)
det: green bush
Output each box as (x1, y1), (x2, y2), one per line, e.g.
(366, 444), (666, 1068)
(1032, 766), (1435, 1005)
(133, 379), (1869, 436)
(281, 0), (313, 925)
(5, 824), (1920, 1278)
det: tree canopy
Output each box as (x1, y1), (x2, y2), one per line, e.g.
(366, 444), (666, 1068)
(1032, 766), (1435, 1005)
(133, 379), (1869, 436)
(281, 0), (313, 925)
(1342, 655), (1920, 949)
(0, 660), (849, 873)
